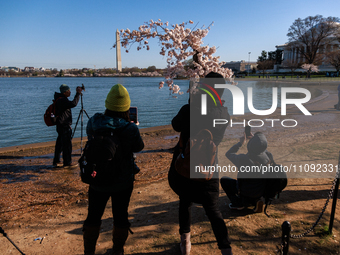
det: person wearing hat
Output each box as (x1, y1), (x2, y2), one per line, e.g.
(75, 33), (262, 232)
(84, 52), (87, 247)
(53, 84), (82, 168)
(82, 84), (144, 255)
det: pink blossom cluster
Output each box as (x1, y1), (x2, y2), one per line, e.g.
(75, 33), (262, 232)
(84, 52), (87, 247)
(159, 81), (184, 96)
(114, 19), (234, 94)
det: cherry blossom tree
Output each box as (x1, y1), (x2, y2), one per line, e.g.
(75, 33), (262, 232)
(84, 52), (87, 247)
(325, 50), (340, 73)
(113, 19), (234, 95)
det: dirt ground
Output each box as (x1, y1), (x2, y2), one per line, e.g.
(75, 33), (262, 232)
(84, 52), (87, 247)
(1, 82), (340, 255)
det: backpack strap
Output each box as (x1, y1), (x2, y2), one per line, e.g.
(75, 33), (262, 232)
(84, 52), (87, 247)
(178, 130), (190, 155)
(53, 97), (63, 117)
(178, 132), (185, 154)
(53, 96), (63, 103)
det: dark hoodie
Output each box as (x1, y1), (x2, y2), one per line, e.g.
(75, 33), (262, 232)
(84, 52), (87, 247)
(226, 132), (273, 198)
(54, 91), (80, 127)
(247, 132), (270, 164)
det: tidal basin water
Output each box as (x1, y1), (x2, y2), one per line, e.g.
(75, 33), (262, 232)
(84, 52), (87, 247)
(0, 77), (320, 148)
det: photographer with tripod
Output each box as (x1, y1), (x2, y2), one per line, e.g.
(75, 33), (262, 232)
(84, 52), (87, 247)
(53, 84), (83, 168)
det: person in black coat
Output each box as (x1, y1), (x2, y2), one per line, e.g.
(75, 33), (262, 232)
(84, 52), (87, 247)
(52, 84), (82, 168)
(168, 72), (233, 255)
(82, 84), (144, 255)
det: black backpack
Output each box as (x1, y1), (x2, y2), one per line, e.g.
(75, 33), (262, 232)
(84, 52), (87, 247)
(79, 128), (125, 185)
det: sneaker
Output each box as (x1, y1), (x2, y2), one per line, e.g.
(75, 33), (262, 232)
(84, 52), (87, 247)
(53, 162), (63, 168)
(229, 202), (245, 210)
(253, 200), (264, 213)
(63, 163), (79, 169)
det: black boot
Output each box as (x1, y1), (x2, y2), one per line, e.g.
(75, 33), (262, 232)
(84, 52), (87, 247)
(83, 225), (101, 255)
(221, 248), (233, 255)
(112, 226), (129, 255)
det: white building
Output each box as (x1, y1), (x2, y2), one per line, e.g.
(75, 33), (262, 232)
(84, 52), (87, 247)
(275, 22), (340, 72)
(222, 60), (258, 73)
(276, 43), (340, 72)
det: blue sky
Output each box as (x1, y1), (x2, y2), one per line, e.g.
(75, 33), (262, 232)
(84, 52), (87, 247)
(1, 0), (340, 70)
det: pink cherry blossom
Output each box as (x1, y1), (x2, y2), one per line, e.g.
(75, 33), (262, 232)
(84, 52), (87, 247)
(172, 85), (180, 94)
(114, 19), (235, 97)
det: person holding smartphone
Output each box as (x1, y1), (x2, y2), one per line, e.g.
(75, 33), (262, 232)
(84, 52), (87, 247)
(82, 84), (144, 255)
(129, 106), (138, 125)
(221, 130), (273, 213)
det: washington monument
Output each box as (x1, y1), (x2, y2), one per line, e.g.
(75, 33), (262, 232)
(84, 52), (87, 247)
(116, 29), (122, 72)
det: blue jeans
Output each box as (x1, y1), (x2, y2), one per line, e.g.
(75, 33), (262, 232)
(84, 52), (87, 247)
(53, 125), (72, 165)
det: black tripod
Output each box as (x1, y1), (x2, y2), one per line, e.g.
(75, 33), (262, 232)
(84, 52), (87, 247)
(0, 227), (25, 255)
(72, 84), (90, 152)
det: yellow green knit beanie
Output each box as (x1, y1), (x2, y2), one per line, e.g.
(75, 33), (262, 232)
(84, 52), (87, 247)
(105, 84), (131, 112)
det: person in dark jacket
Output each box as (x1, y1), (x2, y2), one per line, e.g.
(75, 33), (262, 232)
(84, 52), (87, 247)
(168, 72), (233, 255)
(82, 84), (144, 255)
(221, 132), (272, 212)
(53, 84), (82, 168)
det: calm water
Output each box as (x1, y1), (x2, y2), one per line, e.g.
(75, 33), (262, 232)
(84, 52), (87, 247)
(0, 77), (320, 148)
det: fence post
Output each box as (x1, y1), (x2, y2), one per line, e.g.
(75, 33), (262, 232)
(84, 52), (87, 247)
(329, 170), (339, 234)
(281, 221), (291, 255)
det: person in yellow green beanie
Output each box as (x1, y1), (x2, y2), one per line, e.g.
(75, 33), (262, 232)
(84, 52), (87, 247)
(105, 83), (131, 112)
(82, 84), (144, 255)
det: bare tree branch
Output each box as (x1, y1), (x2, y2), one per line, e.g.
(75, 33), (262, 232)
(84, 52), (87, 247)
(287, 15), (340, 64)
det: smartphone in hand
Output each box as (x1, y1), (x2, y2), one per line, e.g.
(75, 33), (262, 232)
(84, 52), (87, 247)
(129, 107), (138, 124)
(245, 125), (251, 137)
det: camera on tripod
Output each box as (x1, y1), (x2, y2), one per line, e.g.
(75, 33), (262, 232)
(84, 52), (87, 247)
(72, 83), (90, 152)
